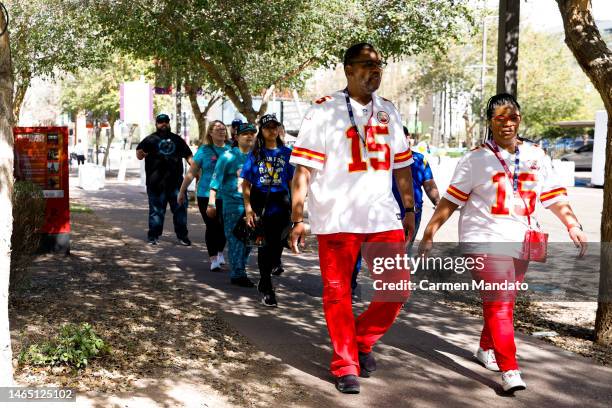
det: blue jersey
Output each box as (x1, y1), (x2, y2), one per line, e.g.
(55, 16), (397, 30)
(392, 151), (433, 217)
(241, 146), (294, 216)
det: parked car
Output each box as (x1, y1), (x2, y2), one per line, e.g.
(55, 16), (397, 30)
(560, 143), (593, 171)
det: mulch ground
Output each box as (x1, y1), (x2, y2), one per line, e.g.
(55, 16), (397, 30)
(9, 205), (610, 406)
(9, 210), (311, 407)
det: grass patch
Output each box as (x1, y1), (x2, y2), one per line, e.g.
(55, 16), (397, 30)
(19, 323), (110, 369)
(70, 203), (93, 214)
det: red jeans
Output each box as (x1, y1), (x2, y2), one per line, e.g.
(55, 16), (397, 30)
(317, 229), (406, 377)
(469, 255), (528, 371)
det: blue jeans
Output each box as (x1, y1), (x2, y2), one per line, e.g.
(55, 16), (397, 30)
(147, 188), (188, 240)
(222, 205), (251, 279)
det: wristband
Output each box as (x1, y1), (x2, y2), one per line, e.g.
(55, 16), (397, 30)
(567, 223), (583, 231)
(404, 207), (415, 213)
(291, 220), (303, 228)
(207, 203), (216, 209)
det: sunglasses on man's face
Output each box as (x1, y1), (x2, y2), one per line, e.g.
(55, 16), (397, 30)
(350, 60), (387, 69)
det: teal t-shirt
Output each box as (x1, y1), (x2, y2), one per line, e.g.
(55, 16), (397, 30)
(209, 147), (249, 211)
(193, 142), (231, 197)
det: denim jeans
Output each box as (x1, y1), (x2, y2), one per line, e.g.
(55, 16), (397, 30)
(147, 187), (188, 240)
(222, 205), (251, 279)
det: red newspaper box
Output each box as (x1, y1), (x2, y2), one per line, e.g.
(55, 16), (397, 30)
(14, 127), (70, 253)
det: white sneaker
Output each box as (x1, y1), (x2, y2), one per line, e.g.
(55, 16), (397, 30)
(502, 370), (527, 392)
(475, 347), (500, 371)
(210, 257), (221, 272)
(217, 253), (226, 265)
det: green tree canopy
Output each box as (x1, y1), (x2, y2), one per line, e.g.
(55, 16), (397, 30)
(87, 0), (473, 122)
(517, 28), (585, 137)
(6, 0), (108, 121)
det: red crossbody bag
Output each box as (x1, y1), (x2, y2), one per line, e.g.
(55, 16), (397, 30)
(487, 141), (548, 263)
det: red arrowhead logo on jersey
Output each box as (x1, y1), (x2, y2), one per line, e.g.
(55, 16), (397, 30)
(377, 111), (390, 124)
(527, 160), (539, 170)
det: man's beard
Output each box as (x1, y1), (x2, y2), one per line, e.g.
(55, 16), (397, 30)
(364, 77), (381, 94)
(158, 126), (170, 135)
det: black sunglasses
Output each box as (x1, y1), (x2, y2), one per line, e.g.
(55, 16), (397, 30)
(349, 60), (387, 69)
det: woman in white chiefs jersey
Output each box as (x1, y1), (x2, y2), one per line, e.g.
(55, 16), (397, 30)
(419, 93), (588, 393)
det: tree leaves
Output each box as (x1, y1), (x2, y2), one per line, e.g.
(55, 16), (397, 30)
(86, 0), (474, 119)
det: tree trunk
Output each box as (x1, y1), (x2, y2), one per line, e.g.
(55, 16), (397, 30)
(463, 109), (477, 149)
(12, 77), (29, 126)
(449, 87), (454, 146)
(199, 55), (316, 124)
(187, 87), (205, 144)
(186, 86), (221, 145)
(557, 0), (612, 345)
(94, 125), (101, 165)
(126, 124), (137, 148)
(102, 120), (115, 168)
(0, 8), (15, 385)
(414, 97), (419, 141)
(175, 77), (182, 137)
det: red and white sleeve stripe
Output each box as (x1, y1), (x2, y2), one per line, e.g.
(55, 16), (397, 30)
(393, 148), (413, 168)
(290, 146), (326, 169)
(539, 187), (568, 207)
(445, 184), (470, 204)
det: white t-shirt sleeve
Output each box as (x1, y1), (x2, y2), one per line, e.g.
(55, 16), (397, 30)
(290, 105), (326, 170)
(444, 154), (473, 205)
(539, 154), (568, 207)
(391, 109), (413, 169)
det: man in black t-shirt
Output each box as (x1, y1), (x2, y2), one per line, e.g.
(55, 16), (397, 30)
(136, 114), (194, 245)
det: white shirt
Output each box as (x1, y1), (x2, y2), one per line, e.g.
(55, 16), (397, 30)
(290, 90), (413, 234)
(444, 141), (568, 243)
(74, 142), (85, 156)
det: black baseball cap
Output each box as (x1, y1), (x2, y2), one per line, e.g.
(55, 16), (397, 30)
(237, 123), (257, 135)
(156, 113), (170, 123)
(259, 114), (281, 128)
(231, 119), (243, 128)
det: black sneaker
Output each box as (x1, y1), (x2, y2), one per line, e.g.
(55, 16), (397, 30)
(148, 238), (158, 245)
(231, 276), (255, 288)
(176, 237), (192, 246)
(261, 291), (278, 307)
(358, 351), (376, 377)
(271, 265), (284, 276)
(335, 374), (360, 394)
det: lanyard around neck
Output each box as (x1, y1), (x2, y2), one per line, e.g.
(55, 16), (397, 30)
(486, 139), (535, 227)
(487, 139), (520, 193)
(343, 88), (374, 148)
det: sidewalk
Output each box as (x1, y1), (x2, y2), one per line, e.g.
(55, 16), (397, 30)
(69, 176), (611, 407)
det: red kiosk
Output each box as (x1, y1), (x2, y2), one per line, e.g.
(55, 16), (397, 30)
(14, 127), (70, 253)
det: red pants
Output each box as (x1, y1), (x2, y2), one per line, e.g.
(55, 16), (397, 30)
(317, 229), (406, 377)
(470, 255), (528, 372)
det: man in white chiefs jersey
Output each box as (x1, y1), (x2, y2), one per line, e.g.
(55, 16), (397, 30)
(289, 43), (416, 394)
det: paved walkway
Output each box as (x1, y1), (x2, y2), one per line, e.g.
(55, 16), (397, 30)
(69, 175), (611, 407)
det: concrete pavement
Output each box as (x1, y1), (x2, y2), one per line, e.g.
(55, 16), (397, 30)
(69, 174), (611, 407)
